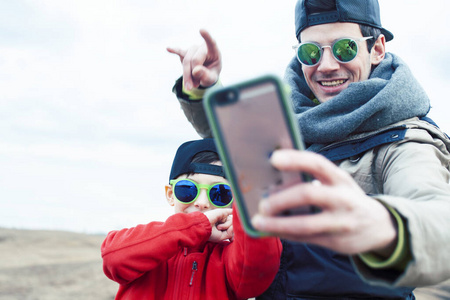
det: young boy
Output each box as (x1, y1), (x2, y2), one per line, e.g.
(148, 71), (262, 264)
(101, 138), (282, 300)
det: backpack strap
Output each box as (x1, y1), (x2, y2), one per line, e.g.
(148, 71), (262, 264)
(318, 126), (407, 162)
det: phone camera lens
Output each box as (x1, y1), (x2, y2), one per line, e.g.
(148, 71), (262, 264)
(227, 91), (237, 101)
(216, 89), (238, 105)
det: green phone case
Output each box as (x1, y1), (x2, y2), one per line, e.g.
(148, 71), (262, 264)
(204, 74), (308, 237)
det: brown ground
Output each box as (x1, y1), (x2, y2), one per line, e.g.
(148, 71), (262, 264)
(0, 228), (117, 300)
(0, 227), (449, 300)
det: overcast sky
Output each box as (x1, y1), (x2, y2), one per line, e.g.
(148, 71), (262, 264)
(1, 0), (449, 233)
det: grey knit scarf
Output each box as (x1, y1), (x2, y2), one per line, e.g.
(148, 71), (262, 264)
(284, 52), (430, 145)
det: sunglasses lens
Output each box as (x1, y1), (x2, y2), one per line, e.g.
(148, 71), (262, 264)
(333, 38), (358, 63)
(297, 43), (321, 66)
(209, 184), (233, 207)
(174, 180), (198, 203)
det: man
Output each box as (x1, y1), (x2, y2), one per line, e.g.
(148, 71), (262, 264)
(168, 0), (450, 298)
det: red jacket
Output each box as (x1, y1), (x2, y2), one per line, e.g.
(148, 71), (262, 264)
(101, 207), (282, 300)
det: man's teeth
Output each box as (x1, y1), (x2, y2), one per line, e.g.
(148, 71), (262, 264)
(320, 80), (345, 86)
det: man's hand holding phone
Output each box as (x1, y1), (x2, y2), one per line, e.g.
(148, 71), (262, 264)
(251, 149), (398, 256)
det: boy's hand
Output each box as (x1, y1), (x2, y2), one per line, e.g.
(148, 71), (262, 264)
(167, 29), (222, 91)
(204, 208), (234, 243)
(217, 214), (234, 242)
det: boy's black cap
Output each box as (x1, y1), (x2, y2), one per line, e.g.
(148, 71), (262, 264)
(295, 0), (394, 42)
(169, 138), (225, 182)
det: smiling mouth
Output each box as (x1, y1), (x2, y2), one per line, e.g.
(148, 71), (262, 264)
(320, 79), (346, 87)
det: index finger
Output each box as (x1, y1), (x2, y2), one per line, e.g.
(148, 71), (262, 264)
(214, 208), (233, 219)
(199, 29), (220, 57)
(271, 149), (354, 186)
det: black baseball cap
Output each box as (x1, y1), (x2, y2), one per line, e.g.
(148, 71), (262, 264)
(295, 0), (394, 42)
(169, 138), (225, 182)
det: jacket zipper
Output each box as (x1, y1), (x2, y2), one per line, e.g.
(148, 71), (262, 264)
(189, 261), (198, 286)
(173, 247), (188, 299)
(188, 261), (198, 300)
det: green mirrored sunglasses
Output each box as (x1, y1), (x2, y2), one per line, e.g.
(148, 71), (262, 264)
(293, 37), (373, 67)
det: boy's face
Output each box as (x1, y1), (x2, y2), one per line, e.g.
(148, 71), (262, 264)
(165, 162), (232, 214)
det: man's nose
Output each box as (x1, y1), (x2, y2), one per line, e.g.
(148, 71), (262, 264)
(317, 46), (340, 72)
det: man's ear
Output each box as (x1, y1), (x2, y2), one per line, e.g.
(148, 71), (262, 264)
(165, 185), (175, 206)
(370, 34), (386, 66)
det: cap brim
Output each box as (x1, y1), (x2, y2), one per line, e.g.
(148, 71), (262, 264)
(381, 28), (394, 42)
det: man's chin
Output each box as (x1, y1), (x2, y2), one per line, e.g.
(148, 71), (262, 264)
(317, 93), (339, 103)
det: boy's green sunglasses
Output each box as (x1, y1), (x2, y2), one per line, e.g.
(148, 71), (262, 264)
(293, 36), (373, 67)
(170, 178), (233, 207)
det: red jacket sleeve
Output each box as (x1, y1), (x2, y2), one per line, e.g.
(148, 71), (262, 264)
(224, 204), (282, 298)
(101, 212), (211, 285)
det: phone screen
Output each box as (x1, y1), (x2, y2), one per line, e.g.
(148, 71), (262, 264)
(206, 77), (310, 235)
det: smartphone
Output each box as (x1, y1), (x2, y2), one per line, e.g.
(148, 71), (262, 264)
(204, 74), (313, 237)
